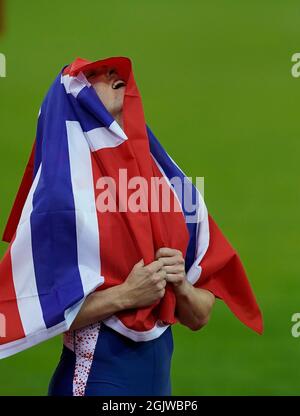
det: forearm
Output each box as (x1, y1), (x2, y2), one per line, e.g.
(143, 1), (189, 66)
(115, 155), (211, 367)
(70, 258), (169, 331)
(69, 284), (128, 331)
(174, 280), (215, 331)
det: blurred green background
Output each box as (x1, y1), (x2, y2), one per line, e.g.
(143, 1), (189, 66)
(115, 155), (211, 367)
(0, 0), (299, 396)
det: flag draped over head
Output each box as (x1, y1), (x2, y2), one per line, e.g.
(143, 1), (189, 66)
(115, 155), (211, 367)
(0, 56), (263, 358)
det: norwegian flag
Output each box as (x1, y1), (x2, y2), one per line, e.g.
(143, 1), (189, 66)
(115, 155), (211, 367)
(0, 57), (263, 358)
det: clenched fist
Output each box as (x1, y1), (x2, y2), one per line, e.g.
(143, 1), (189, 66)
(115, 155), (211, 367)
(122, 258), (167, 309)
(155, 247), (186, 288)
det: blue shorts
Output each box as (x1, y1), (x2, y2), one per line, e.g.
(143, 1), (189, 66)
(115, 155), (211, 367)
(48, 322), (174, 396)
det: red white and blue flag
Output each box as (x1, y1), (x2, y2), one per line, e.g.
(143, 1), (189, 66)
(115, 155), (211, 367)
(0, 57), (263, 358)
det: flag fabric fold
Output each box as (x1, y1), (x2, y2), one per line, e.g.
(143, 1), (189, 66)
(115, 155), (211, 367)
(0, 56), (263, 359)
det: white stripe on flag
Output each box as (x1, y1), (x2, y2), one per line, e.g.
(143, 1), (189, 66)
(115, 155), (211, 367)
(84, 122), (127, 152)
(11, 165), (47, 336)
(186, 202), (210, 285)
(61, 72), (91, 97)
(108, 120), (128, 141)
(66, 121), (104, 294)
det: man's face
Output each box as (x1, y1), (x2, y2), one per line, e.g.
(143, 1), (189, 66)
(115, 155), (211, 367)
(85, 66), (126, 120)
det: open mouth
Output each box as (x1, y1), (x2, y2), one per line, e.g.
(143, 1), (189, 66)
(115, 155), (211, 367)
(112, 80), (126, 90)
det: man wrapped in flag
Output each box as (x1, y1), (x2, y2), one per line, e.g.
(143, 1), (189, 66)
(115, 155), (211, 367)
(0, 56), (263, 396)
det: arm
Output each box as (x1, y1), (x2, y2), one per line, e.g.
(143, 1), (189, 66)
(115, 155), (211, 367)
(173, 281), (215, 331)
(70, 258), (167, 331)
(156, 248), (215, 331)
(69, 284), (128, 331)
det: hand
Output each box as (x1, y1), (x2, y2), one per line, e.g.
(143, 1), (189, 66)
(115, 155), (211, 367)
(155, 247), (186, 288)
(121, 258), (167, 309)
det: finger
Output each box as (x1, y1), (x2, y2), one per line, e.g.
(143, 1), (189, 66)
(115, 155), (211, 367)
(156, 279), (167, 289)
(145, 259), (164, 274)
(165, 273), (185, 284)
(160, 269), (168, 280)
(155, 247), (182, 259)
(154, 269), (168, 280)
(158, 288), (166, 299)
(161, 279), (167, 288)
(159, 254), (184, 266)
(163, 264), (185, 274)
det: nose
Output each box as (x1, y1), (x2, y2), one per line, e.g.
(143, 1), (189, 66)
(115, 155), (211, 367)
(106, 67), (118, 81)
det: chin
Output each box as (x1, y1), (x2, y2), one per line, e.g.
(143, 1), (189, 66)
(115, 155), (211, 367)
(111, 105), (124, 118)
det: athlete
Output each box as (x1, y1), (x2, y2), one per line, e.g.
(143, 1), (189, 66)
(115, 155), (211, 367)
(48, 65), (215, 396)
(0, 57), (262, 396)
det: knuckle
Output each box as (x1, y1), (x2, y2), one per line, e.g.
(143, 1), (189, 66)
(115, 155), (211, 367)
(177, 255), (184, 264)
(157, 281), (166, 290)
(158, 289), (165, 298)
(157, 248), (163, 256)
(151, 274), (159, 283)
(153, 273), (160, 282)
(158, 257), (165, 266)
(144, 266), (151, 276)
(157, 258), (164, 268)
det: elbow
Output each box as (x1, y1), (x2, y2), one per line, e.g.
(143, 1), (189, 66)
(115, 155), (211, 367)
(188, 291), (215, 331)
(178, 288), (215, 331)
(188, 314), (211, 331)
